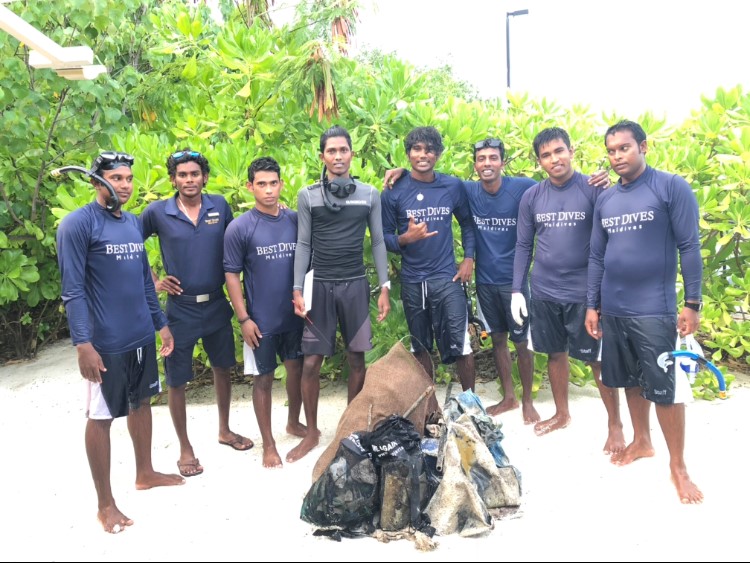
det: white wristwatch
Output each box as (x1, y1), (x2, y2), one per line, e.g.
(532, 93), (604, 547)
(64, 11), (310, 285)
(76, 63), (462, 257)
(380, 281), (391, 290)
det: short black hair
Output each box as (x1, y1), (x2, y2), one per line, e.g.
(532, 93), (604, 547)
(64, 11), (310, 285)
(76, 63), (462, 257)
(320, 125), (352, 153)
(248, 156), (281, 183)
(472, 138), (506, 161)
(167, 148), (210, 177)
(532, 127), (571, 158)
(605, 120), (647, 145)
(404, 126), (444, 157)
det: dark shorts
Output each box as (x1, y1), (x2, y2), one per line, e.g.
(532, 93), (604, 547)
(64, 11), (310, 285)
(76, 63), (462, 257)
(164, 296), (236, 387)
(243, 329), (303, 376)
(95, 342), (160, 419)
(476, 284), (529, 343)
(401, 279), (472, 365)
(601, 315), (681, 404)
(302, 278), (372, 357)
(530, 299), (599, 362)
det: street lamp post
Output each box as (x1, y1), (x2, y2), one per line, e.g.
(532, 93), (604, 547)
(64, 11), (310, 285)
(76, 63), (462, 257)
(506, 9), (529, 90)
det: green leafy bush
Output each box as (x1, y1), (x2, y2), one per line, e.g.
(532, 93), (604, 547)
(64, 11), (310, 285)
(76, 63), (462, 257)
(1, 2), (746, 403)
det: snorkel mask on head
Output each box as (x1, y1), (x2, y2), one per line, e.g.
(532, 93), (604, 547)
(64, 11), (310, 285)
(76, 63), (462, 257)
(51, 151), (135, 213)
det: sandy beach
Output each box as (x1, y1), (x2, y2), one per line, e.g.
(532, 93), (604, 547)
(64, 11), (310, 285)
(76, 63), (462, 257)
(0, 339), (747, 562)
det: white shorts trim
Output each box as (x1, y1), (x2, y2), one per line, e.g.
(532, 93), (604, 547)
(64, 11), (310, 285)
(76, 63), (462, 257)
(85, 380), (113, 420)
(242, 342), (260, 376)
(462, 323), (472, 355)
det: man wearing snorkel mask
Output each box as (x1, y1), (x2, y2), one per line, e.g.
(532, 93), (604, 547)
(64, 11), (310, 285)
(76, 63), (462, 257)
(56, 151), (185, 535)
(289, 125), (391, 463)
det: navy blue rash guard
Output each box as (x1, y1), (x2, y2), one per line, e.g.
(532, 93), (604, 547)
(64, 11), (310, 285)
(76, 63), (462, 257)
(224, 208), (302, 336)
(140, 193), (233, 295)
(513, 172), (601, 303)
(587, 166), (702, 316)
(466, 177), (535, 286)
(381, 172), (476, 283)
(57, 202), (167, 354)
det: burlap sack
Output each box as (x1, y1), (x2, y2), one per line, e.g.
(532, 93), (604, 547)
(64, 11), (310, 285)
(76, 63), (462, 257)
(311, 341), (438, 482)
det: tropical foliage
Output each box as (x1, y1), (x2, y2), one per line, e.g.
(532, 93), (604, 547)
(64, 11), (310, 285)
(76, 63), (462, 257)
(1, 1), (746, 401)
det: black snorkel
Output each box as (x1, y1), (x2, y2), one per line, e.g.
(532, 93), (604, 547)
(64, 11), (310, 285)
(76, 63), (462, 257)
(50, 165), (121, 213)
(463, 282), (488, 343)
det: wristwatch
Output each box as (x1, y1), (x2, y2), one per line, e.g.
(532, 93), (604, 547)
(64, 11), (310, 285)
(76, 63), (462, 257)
(684, 301), (703, 312)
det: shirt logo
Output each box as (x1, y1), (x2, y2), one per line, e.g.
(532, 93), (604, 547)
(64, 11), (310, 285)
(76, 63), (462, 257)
(256, 242), (296, 260)
(105, 242), (144, 261)
(474, 216), (516, 232)
(406, 206), (451, 222)
(601, 210), (655, 233)
(536, 211), (586, 229)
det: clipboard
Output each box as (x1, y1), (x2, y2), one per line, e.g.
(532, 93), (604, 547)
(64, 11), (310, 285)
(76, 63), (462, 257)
(303, 269), (314, 313)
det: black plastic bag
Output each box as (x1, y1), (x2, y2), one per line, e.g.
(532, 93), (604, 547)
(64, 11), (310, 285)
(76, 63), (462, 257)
(360, 415), (433, 531)
(360, 414), (422, 464)
(300, 432), (378, 530)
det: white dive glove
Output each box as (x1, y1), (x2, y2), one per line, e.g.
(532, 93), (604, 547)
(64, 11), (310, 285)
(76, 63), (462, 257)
(510, 292), (528, 326)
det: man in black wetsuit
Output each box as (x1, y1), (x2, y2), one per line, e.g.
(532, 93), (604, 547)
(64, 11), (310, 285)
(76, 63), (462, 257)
(288, 125), (391, 463)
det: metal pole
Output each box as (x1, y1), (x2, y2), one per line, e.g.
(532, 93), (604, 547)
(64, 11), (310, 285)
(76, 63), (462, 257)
(506, 13), (511, 89)
(506, 9), (529, 91)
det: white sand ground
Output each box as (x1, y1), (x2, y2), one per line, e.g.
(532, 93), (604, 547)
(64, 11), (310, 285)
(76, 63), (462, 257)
(0, 339), (747, 562)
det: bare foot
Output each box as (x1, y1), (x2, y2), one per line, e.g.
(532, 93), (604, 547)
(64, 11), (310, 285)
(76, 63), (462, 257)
(486, 397), (519, 417)
(610, 441), (655, 466)
(522, 401), (541, 425)
(98, 504), (134, 534)
(603, 424), (626, 455)
(263, 444), (283, 469)
(285, 431), (321, 463)
(534, 414), (571, 436)
(135, 471), (186, 490)
(671, 469), (704, 504)
(286, 421), (308, 438)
